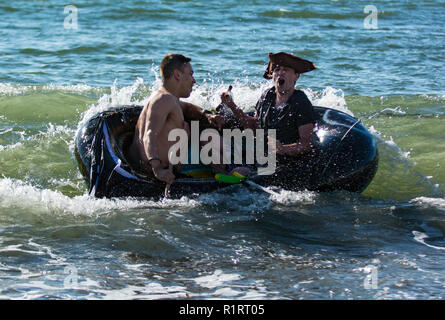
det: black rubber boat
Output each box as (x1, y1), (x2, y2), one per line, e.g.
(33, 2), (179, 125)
(74, 105), (378, 199)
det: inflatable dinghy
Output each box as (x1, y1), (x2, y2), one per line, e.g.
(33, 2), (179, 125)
(74, 105), (378, 199)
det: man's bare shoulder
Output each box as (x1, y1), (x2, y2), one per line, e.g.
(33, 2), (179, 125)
(148, 90), (179, 111)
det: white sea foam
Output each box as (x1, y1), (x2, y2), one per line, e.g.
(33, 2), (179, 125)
(184, 79), (269, 112)
(379, 106), (406, 116)
(76, 77), (147, 134)
(0, 141), (23, 152)
(410, 197), (445, 210)
(189, 82), (353, 115)
(269, 189), (317, 206)
(304, 86), (353, 116)
(0, 83), (32, 95)
(41, 83), (98, 94)
(0, 123), (75, 154)
(79, 75), (355, 128)
(193, 269), (242, 289)
(96, 282), (188, 300)
(412, 230), (445, 251)
(197, 184), (317, 211)
(0, 82), (101, 96)
(386, 136), (411, 159)
(0, 177), (200, 217)
(198, 186), (273, 212)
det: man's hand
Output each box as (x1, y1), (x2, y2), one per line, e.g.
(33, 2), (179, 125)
(205, 113), (225, 131)
(267, 135), (283, 155)
(220, 92), (236, 108)
(220, 85), (236, 108)
(151, 161), (175, 184)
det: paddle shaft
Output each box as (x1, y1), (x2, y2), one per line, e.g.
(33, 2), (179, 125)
(242, 179), (279, 196)
(164, 163), (173, 197)
(215, 173), (279, 196)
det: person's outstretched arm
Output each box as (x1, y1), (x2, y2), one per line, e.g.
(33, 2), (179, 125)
(220, 87), (259, 130)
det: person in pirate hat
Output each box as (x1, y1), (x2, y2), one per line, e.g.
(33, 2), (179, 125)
(220, 52), (316, 161)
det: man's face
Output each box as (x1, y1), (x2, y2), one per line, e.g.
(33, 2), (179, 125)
(272, 65), (299, 93)
(178, 62), (196, 98)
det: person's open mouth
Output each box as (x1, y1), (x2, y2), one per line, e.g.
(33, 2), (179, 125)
(278, 78), (285, 86)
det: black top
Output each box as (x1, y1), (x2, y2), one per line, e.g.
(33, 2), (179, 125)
(255, 87), (314, 145)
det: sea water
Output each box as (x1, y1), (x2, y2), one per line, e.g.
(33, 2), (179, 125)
(0, 0), (444, 299)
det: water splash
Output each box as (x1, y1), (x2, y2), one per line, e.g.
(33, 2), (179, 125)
(269, 189), (318, 206)
(0, 177), (200, 217)
(412, 230), (445, 251)
(305, 86), (353, 116)
(75, 77), (147, 135)
(410, 197), (445, 210)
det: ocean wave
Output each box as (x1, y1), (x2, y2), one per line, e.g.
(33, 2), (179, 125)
(0, 177), (200, 217)
(0, 82), (104, 96)
(19, 45), (111, 56)
(102, 7), (176, 20)
(410, 197), (445, 210)
(305, 86), (352, 116)
(0, 122), (75, 157)
(259, 9), (397, 20)
(363, 124), (444, 200)
(0, 5), (19, 12)
(269, 189), (317, 206)
(0, 83), (32, 96)
(260, 9), (356, 19)
(76, 76), (354, 125)
(0, 141), (24, 152)
(412, 230), (445, 251)
(75, 77), (148, 133)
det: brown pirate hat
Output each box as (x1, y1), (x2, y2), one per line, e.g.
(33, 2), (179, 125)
(263, 52), (316, 79)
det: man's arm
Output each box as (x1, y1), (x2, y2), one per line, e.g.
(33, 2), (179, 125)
(220, 92), (259, 130)
(144, 96), (173, 162)
(276, 90), (314, 156)
(179, 100), (205, 120)
(144, 96), (176, 184)
(179, 100), (224, 130)
(269, 123), (314, 156)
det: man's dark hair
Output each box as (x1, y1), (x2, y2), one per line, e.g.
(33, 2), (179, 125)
(160, 54), (191, 82)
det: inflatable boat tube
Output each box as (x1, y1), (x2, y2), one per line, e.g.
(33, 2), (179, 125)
(74, 105), (378, 199)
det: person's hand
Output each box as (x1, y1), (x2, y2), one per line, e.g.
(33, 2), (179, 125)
(206, 114), (225, 131)
(220, 85), (236, 108)
(153, 167), (175, 184)
(152, 162), (175, 184)
(267, 135), (283, 155)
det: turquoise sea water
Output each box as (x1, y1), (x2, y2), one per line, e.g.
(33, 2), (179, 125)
(1, 0), (445, 299)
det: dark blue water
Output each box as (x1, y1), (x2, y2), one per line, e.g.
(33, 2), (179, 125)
(0, 0), (444, 299)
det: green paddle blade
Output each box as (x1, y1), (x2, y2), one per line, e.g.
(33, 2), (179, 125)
(214, 173), (245, 184)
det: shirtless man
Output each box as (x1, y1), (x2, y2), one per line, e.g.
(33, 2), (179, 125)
(128, 54), (224, 185)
